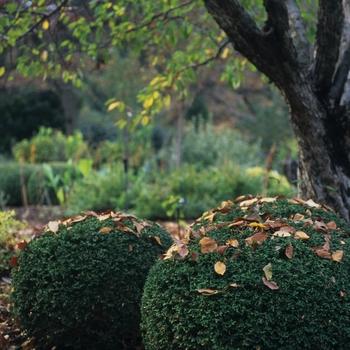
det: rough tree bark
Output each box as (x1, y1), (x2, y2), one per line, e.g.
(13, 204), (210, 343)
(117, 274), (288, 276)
(203, 0), (350, 222)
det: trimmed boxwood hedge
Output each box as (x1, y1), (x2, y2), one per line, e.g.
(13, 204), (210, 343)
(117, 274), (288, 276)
(141, 196), (350, 350)
(10, 211), (173, 350)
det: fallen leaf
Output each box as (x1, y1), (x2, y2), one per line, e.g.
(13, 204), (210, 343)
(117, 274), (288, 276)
(228, 219), (245, 227)
(245, 213), (261, 222)
(176, 244), (189, 259)
(340, 291), (346, 297)
(294, 231), (310, 240)
(10, 256), (18, 268)
(230, 249), (242, 260)
(326, 221), (337, 229)
(229, 283), (239, 288)
(305, 199), (321, 208)
(259, 197), (276, 203)
(17, 240), (27, 250)
(133, 220), (145, 234)
(240, 198), (258, 207)
(285, 245), (293, 259)
(316, 249), (332, 259)
(99, 227), (112, 233)
(226, 238), (239, 247)
(272, 231), (291, 238)
(197, 289), (219, 296)
(293, 213), (305, 221)
(163, 245), (179, 260)
(245, 232), (268, 245)
(214, 261), (226, 275)
(218, 200), (234, 210)
(199, 237), (217, 253)
(190, 251), (199, 261)
(149, 236), (163, 246)
(203, 212), (216, 222)
(114, 222), (135, 233)
(263, 263), (273, 280)
(313, 220), (328, 233)
(216, 245), (228, 255)
(332, 250), (344, 262)
(247, 222), (269, 229)
(129, 245), (133, 251)
(262, 277), (279, 290)
(48, 221), (59, 234)
(233, 195), (246, 203)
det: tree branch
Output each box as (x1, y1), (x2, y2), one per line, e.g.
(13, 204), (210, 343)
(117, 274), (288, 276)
(312, 0), (344, 93)
(284, 0), (310, 68)
(329, 42), (350, 104)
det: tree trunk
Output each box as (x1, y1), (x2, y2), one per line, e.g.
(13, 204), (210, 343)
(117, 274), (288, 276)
(204, 0), (350, 222)
(52, 80), (81, 135)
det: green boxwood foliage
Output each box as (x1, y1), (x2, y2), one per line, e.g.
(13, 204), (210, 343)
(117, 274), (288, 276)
(0, 162), (37, 206)
(10, 212), (173, 350)
(142, 196), (350, 349)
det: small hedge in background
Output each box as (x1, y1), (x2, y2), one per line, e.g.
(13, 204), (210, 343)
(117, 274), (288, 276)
(10, 211), (173, 350)
(142, 196), (350, 349)
(0, 162), (36, 206)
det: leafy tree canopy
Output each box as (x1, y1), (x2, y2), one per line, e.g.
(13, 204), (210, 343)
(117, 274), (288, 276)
(0, 0), (316, 130)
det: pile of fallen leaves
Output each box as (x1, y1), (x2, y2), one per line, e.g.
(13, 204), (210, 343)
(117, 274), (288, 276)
(142, 195), (350, 350)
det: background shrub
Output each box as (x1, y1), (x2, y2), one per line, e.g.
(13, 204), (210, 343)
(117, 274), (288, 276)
(10, 212), (173, 350)
(142, 197), (350, 349)
(0, 162), (36, 206)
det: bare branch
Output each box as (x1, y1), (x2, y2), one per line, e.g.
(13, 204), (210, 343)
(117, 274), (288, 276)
(312, 0), (344, 93)
(284, 0), (310, 68)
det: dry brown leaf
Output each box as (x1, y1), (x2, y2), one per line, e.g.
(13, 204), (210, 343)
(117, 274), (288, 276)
(98, 214), (111, 221)
(133, 220), (145, 234)
(240, 198), (258, 207)
(294, 231), (310, 240)
(218, 200), (234, 210)
(149, 236), (163, 246)
(233, 195), (246, 203)
(163, 245), (179, 260)
(316, 249), (332, 259)
(176, 244), (189, 259)
(70, 215), (87, 223)
(114, 222), (135, 233)
(340, 291), (346, 298)
(10, 256), (18, 268)
(332, 250), (344, 262)
(313, 220), (328, 233)
(245, 213), (261, 222)
(305, 199), (321, 208)
(228, 219), (245, 227)
(81, 210), (99, 217)
(197, 289), (219, 296)
(203, 212), (216, 222)
(230, 249), (242, 260)
(293, 213), (305, 221)
(229, 283), (239, 288)
(262, 278), (279, 290)
(285, 245), (293, 259)
(279, 225), (296, 233)
(263, 263), (273, 280)
(245, 231), (268, 245)
(216, 245), (229, 255)
(259, 197), (277, 203)
(326, 221), (337, 229)
(17, 240), (27, 250)
(214, 261), (226, 275)
(226, 238), (239, 248)
(129, 245), (133, 251)
(199, 237), (218, 253)
(190, 251), (199, 261)
(99, 227), (112, 233)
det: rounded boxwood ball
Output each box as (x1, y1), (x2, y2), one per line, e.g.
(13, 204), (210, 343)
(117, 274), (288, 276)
(10, 211), (172, 350)
(142, 196), (350, 350)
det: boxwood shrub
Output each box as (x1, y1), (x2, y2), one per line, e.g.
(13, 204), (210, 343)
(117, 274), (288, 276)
(10, 211), (173, 349)
(142, 196), (350, 349)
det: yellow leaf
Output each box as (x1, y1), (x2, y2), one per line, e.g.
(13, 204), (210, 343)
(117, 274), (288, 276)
(142, 116), (149, 126)
(42, 20), (50, 30)
(107, 101), (120, 112)
(163, 94), (171, 107)
(40, 50), (48, 62)
(0, 67), (5, 77)
(151, 57), (158, 66)
(214, 261), (226, 275)
(153, 91), (160, 99)
(221, 47), (229, 59)
(150, 76), (164, 86)
(332, 250), (344, 262)
(99, 227), (112, 233)
(226, 238), (239, 248)
(294, 231), (310, 240)
(143, 97), (154, 108)
(263, 263), (273, 280)
(247, 222), (269, 229)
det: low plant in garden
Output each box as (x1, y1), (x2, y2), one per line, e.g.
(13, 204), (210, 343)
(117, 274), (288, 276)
(0, 210), (28, 277)
(10, 211), (173, 350)
(142, 196), (350, 349)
